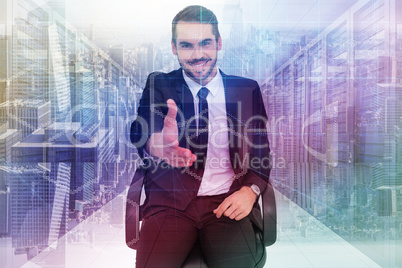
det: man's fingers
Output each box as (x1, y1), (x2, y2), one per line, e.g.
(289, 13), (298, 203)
(162, 100), (179, 147)
(228, 209), (242, 220)
(175, 146), (191, 157)
(165, 146), (194, 159)
(162, 146), (196, 167)
(234, 212), (246, 221)
(161, 138), (179, 148)
(214, 198), (232, 218)
(169, 153), (195, 167)
(164, 99), (178, 127)
(224, 206), (236, 218)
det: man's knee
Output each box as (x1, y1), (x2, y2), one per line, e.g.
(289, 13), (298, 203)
(200, 217), (264, 267)
(136, 212), (198, 267)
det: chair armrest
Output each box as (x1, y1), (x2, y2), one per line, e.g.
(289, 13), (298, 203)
(125, 166), (146, 250)
(262, 182), (277, 247)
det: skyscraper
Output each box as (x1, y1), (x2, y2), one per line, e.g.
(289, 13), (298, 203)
(9, 163), (70, 258)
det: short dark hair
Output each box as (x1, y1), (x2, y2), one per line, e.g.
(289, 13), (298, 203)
(172, 5), (220, 45)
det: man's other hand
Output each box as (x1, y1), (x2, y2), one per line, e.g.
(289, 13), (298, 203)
(147, 99), (196, 167)
(213, 186), (258, 221)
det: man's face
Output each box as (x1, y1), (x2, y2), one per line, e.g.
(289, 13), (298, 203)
(172, 22), (222, 86)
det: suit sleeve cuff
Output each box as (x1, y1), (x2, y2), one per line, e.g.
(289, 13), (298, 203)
(243, 176), (267, 195)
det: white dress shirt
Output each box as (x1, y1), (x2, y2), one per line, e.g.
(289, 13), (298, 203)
(183, 69), (235, 196)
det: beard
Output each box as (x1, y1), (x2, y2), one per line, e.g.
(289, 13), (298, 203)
(179, 57), (218, 84)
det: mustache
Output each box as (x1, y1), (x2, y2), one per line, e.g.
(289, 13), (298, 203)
(187, 58), (211, 65)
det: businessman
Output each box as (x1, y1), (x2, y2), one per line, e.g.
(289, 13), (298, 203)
(130, 5), (271, 267)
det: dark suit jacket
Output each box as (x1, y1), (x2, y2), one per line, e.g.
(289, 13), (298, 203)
(130, 68), (270, 230)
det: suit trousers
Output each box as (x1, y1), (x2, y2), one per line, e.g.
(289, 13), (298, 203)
(135, 193), (264, 268)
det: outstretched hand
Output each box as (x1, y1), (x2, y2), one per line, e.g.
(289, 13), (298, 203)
(147, 99), (196, 167)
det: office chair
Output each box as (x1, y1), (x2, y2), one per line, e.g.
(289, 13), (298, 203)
(126, 166), (277, 268)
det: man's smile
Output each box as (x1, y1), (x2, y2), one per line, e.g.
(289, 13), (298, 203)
(188, 58), (211, 70)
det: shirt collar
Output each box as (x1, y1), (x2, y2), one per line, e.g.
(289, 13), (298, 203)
(182, 68), (223, 98)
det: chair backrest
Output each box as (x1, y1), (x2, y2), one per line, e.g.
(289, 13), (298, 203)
(262, 182), (277, 247)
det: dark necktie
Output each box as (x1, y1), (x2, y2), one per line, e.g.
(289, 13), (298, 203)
(197, 87), (209, 143)
(196, 87), (209, 168)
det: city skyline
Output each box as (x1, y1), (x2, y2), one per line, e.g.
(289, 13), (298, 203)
(63, 0), (359, 48)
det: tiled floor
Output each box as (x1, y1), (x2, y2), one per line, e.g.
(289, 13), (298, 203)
(14, 190), (382, 268)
